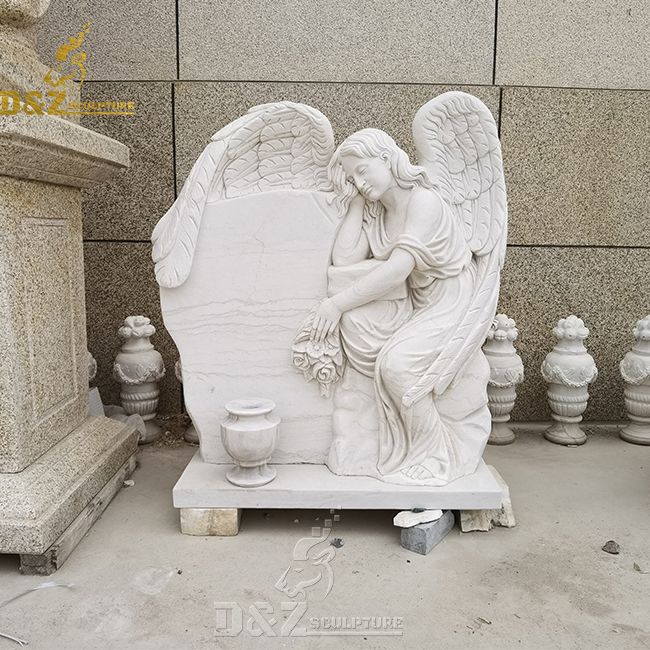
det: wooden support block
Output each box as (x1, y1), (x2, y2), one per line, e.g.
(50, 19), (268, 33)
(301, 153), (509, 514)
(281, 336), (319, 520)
(19, 454), (137, 575)
(180, 508), (241, 536)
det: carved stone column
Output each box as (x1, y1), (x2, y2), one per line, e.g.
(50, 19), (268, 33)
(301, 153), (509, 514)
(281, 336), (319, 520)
(0, 0), (137, 571)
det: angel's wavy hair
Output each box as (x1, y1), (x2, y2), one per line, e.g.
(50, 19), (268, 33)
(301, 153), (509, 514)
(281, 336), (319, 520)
(327, 128), (434, 221)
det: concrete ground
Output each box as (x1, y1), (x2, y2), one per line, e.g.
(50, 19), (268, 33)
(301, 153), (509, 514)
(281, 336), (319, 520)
(0, 433), (648, 649)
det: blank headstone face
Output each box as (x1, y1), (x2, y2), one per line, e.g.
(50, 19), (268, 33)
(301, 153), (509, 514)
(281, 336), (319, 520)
(161, 190), (338, 463)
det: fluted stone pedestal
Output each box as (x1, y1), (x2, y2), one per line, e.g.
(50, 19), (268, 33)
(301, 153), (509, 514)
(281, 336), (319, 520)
(0, 0), (136, 572)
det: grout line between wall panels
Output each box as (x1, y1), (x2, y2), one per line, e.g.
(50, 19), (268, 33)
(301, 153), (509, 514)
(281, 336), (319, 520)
(83, 239), (152, 244)
(83, 79), (650, 93)
(497, 86), (503, 137)
(171, 82), (178, 199)
(506, 243), (650, 250)
(81, 241), (649, 251)
(175, 0), (181, 80)
(492, 0), (499, 86)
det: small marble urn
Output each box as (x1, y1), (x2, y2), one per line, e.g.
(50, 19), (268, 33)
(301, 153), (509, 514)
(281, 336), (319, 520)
(112, 316), (166, 444)
(220, 398), (280, 487)
(619, 315), (650, 445)
(541, 316), (598, 446)
(483, 314), (524, 445)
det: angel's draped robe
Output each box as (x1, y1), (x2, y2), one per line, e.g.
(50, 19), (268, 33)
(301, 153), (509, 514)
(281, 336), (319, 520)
(328, 193), (491, 485)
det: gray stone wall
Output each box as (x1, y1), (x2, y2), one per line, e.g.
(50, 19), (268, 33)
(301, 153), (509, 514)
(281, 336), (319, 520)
(37, 1), (650, 420)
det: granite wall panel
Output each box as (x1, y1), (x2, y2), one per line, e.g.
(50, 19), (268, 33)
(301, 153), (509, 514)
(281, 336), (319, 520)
(496, 0), (650, 90)
(501, 87), (650, 247)
(178, 0), (495, 84)
(80, 82), (175, 241)
(37, 0), (177, 81)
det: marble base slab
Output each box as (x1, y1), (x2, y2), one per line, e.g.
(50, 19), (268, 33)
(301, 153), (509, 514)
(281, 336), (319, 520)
(173, 452), (503, 510)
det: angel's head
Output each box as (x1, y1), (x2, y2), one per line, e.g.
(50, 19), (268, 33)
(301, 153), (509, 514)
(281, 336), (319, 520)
(327, 128), (433, 218)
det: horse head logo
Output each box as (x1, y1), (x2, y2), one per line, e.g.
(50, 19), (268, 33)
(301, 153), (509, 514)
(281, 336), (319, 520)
(274, 526), (336, 600)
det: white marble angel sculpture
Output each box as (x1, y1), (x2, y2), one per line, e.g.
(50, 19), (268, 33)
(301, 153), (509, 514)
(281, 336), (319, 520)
(151, 92), (506, 487)
(298, 92), (508, 486)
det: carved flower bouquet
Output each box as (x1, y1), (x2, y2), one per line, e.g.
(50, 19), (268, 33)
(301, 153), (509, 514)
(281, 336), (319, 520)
(292, 306), (345, 397)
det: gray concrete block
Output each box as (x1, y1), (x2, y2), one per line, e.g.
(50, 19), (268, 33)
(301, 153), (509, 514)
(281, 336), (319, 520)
(400, 510), (455, 555)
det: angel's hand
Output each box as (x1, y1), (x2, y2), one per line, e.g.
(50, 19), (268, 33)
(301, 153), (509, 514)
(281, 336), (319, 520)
(310, 299), (342, 342)
(349, 192), (365, 211)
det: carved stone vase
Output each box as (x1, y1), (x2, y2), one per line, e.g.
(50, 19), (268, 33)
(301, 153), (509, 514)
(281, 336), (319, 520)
(619, 315), (650, 445)
(483, 314), (524, 445)
(541, 316), (598, 446)
(112, 316), (166, 444)
(220, 398), (280, 487)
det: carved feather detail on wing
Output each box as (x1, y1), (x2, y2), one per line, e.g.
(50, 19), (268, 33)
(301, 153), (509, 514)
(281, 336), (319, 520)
(412, 91), (507, 260)
(151, 140), (226, 289)
(404, 91), (508, 405)
(151, 102), (335, 288)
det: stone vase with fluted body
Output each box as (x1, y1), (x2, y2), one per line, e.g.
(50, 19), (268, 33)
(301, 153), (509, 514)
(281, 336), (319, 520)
(541, 316), (598, 446)
(220, 398), (280, 487)
(619, 315), (650, 445)
(483, 314), (524, 445)
(113, 316), (166, 444)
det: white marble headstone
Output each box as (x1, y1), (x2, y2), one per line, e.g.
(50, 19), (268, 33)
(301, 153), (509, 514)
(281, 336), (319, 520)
(154, 94), (508, 491)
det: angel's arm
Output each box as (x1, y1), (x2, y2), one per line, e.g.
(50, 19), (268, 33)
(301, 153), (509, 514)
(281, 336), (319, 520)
(311, 190), (440, 341)
(331, 189), (440, 312)
(331, 194), (370, 266)
(329, 248), (415, 314)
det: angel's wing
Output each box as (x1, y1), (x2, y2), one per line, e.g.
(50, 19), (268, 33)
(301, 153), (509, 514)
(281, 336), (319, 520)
(151, 102), (335, 289)
(403, 91), (508, 406)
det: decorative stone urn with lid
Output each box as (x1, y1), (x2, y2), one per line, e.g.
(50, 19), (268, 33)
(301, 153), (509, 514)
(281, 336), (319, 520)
(483, 314), (524, 445)
(619, 315), (650, 445)
(112, 316), (166, 444)
(541, 316), (598, 446)
(220, 398), (280, 487)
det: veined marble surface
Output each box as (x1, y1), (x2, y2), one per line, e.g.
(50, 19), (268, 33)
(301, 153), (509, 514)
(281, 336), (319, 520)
(161, 190), (337, 464)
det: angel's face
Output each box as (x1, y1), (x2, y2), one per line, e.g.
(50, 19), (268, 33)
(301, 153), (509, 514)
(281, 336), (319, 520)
(341, 154), (394, 202)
